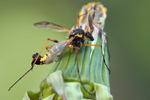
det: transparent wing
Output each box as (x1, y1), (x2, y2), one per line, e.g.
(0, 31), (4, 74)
(45, 38), (74, 64)
(55, 37), (74, 57)
(34, 21), (71, 32)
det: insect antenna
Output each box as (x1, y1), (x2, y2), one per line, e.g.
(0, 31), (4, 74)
(8, 65), (34, 91)
(74, 48), (94, 97)
(8, 49), (43, 91)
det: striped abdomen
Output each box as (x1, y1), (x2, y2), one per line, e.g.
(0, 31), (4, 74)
(32, 40), (70, 65)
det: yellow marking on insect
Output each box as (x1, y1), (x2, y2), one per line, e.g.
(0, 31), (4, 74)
(66, 36), (69, 39)
(40, 61), (45, 65)
(40, 55), (47, 62)
(75, 34), (82, 37)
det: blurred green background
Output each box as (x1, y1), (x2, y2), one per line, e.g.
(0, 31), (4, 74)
(1, 0), (149, 100)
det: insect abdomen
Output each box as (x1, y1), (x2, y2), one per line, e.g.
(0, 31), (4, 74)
(45, 40), (69, 64)
(32, 53), (47, 65)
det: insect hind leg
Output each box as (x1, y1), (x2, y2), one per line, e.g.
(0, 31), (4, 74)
(32, 38), (60, 69)
(92, 22), (110, 61)
(84, 44), (110, 74)
(8, 38), (60, 91)
(46, 46), (52, 52)
(74, 48), (94, 97)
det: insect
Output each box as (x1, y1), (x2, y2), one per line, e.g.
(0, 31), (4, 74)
(8, 2), (110, 97)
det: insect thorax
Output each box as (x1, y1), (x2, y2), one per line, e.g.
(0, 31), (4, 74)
(69, 29), (85, 48)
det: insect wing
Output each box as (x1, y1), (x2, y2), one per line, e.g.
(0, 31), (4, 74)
(34, 21), (70, 32)
(45, 40), (70, 64)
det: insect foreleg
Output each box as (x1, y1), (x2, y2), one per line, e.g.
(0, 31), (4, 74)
(32, 38), (59, 68)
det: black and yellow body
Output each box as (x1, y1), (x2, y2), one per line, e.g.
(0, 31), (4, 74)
(32, 28), (95, 66)
(69, 29), (94, 48)
(8, 3), (110, 96)
(32, 53), (46, 65)
(32, 40), (71, 66)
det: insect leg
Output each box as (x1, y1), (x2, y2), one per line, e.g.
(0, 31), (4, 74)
(8, 38), (61, 91)
(68, 46), (74, 50)
(46, 40), (74, 53)
(46, 46), (52, 52)
(32, 38), (60, 69)
(92, 22), (108, 39)
(47, 38), (60, 43)
(84, 44), (110, 74)
(74, 48), (94, 97)
(92, 22), (110, 60)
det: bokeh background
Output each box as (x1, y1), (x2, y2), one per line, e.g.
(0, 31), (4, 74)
(1, 0), (149, 100)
